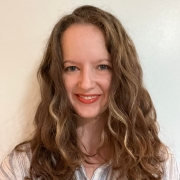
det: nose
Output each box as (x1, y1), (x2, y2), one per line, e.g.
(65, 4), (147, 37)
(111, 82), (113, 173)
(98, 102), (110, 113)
(78, 69), (96, 91)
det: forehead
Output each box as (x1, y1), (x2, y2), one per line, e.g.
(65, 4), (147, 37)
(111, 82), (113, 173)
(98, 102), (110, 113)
(61, 23), (104, 44)
(61, 24), (109, 62)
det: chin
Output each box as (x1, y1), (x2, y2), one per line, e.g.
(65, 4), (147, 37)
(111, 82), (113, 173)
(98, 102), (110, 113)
(74, 106), (108, 120)
(76, 110), (105, 121)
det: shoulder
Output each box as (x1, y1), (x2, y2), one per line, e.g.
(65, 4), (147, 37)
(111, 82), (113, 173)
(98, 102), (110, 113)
(0, 143), (32, 180)
(163, 151), (180, 180)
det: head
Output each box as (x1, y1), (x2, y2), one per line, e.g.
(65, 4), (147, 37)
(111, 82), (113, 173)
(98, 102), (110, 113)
(39, 5), (143, 121)
(62, 24), (112, 121)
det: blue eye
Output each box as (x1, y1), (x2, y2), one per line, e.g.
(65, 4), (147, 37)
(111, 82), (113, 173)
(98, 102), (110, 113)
(98, 65), (110, 70)
(65, 66), (78, 72)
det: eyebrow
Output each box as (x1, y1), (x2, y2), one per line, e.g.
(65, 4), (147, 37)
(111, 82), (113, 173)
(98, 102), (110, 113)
(63, 60), (74, 64)
(63, 59), (111, 64)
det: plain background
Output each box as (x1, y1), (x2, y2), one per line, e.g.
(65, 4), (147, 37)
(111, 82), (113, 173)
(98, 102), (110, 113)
(0, 0), (180, 168)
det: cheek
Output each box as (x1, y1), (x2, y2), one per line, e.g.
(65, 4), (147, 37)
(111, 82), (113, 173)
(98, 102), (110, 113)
(63, 76), (76, 98)
(63, 82), (71, 94)
(102, 75), (112, 91)
(100, 79), (112, 95)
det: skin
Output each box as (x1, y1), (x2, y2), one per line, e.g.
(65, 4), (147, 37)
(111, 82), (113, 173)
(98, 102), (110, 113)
(62, 24), (112, 178)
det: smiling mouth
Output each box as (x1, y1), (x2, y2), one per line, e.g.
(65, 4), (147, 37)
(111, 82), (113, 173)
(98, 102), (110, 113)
(76, 94), (100, 104)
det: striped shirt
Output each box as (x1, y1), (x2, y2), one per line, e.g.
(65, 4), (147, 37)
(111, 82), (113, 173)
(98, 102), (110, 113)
(0, 145), (179, 180)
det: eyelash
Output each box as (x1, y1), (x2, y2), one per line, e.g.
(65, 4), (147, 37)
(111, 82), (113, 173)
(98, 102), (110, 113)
(97, 64), (111, 70)
(64, 64), (111, 72)
(64, 66), (78, 72)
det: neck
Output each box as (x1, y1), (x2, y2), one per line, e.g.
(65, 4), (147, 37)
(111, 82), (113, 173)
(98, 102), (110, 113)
(77, 116), (105, 154)
(76, 114), (110, 179)
(76, 113), (110, 163)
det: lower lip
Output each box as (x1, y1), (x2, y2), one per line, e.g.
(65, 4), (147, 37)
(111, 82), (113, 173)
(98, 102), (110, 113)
(76, 95), (100, 104)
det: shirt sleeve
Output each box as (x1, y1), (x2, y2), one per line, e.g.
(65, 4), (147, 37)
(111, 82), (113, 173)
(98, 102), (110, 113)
(0, 153), (16, 180)
(163, 153), (180, 180)
(0, 148), (31, 180)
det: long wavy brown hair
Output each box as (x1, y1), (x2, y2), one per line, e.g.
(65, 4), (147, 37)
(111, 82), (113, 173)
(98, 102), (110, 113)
(17, 5), (167, 180)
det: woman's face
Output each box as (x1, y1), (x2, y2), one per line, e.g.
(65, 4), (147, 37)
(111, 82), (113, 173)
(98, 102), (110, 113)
(62, 24), (112, 120)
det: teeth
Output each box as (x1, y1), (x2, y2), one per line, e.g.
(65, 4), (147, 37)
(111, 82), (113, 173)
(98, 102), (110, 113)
(79, 95), (98, 100)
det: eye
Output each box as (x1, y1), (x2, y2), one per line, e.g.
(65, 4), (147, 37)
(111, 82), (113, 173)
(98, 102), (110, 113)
(97, 64), (111, 70)
(64, 66), (78, 72)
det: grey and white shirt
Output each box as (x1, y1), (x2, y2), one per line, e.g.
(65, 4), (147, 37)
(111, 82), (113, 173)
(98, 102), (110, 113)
(0, 146), (179, 180)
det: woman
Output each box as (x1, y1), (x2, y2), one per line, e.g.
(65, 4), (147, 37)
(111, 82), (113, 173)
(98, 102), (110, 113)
(0, 5), (179, 180)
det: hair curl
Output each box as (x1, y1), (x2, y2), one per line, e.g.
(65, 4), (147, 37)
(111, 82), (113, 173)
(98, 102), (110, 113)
(18, 5), (167, 180)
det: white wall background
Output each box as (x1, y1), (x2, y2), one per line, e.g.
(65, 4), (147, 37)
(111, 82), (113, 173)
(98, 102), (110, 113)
(0, 0), (180, 168)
